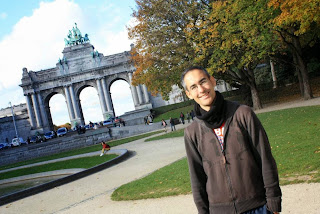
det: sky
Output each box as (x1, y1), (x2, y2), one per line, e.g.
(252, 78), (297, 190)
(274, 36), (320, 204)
(0, 0), (137, 126)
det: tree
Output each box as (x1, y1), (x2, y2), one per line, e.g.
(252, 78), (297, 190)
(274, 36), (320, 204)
(186, 0), (279, 109)
(268, 0), (320, 99)
(128, 0), (211, 99)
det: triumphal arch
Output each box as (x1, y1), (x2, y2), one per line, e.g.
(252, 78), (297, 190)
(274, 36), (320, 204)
(20, 24), (152, 132)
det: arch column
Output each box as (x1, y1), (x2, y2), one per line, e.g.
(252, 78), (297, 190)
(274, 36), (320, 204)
(31, 92), (42, 128)
(128, 72), (139, 107)
(142, 84), (150, 103)
(96, 78), (108, 120)
(101, 78), (113, 113)
(136, 84), (144, 104)
(25, 94), (36, 128)
(37, 92), (49, 128)
(69, 84), (81, 125)
(64, 86), (75, 121)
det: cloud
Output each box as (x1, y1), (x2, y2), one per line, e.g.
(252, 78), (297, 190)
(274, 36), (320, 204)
(0, 0), (136, 125)
(0, 0), (83, 90)
(0, 12), (7, 20)
(0, 0), (84, 114)
(91, 20), (134, 55)
(0, 87), (25, 109)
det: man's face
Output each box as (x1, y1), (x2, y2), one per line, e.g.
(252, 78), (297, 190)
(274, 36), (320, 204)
(184, 69), (216, 111)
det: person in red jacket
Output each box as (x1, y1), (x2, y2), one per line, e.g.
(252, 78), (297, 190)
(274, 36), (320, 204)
(100, 141), (110, 156)
(181, 66), (281, 214)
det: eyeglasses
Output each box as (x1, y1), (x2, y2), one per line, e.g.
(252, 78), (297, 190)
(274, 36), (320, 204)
(188, 78), (210, 92)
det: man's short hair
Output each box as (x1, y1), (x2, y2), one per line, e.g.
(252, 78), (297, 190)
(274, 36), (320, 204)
(181, 66), (210, 90)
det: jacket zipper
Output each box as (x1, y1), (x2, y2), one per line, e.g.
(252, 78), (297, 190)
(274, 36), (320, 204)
(222, 149), (238, 213)
(221, 121), (238, 213)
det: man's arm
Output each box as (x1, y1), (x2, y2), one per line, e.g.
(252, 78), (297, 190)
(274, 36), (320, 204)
(184, 131), (209, 214)
(244, 107), (282, 213)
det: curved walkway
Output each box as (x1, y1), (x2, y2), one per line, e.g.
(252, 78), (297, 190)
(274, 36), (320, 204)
(1, 98), (320, 214)
(0, 149), (129, 206)
(0, 149), (125, 174)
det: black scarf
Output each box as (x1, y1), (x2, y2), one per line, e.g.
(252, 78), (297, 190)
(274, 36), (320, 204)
(194, 91), (226, 129)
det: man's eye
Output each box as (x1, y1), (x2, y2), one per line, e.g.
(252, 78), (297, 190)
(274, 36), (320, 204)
(190, 86), (196, 91)
(200, 80), (207, 85)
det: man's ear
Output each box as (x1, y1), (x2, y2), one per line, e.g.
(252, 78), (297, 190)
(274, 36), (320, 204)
(185, 90), (193, 100)
(210, 76), (216, 87)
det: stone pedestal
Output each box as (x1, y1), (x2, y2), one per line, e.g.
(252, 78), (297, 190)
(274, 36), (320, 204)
(120, 108), (152, 126)
(135, 103), (153, 110)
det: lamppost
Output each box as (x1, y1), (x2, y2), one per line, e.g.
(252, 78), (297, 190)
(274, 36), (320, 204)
(9, 102), (19, 138)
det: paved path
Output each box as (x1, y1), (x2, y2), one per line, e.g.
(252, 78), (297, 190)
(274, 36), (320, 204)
(1, 129), (189, 214)
(1, 98), (320, 214)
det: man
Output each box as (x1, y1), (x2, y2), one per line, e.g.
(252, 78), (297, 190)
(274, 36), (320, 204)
(181, 66), (281, 214)
(169, 117), (176, 131)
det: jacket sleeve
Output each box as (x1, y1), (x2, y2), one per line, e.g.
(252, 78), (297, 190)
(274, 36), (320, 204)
(184, 130), (209, 214)
(244, 107), (282, 212)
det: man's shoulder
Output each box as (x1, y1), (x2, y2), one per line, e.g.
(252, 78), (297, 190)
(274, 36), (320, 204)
(185, 119), (202, 134)
(225, 101), (252, 115)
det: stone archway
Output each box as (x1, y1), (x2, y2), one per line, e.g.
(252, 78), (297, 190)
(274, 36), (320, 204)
(76, 84), (102, 126)
(43, 90), (65, 129)
(109, 78), (135, 117)
(20, 24), (152, 133)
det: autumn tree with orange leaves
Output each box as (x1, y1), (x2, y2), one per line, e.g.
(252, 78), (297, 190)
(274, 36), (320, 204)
(268, 0), (320, 99)
(128, 0), (211, 99)
(128, 0), (319, 104)
(185, 0), (281, 109)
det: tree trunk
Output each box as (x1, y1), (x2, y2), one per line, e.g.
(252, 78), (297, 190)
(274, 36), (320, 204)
(270, 59), (277, 88)
(293, 54), (304, 97)
(296, 54), (312, 99)
(292, 36), (313, 99)
(241, 85), (253, 107)
(250, 85), (263, 110)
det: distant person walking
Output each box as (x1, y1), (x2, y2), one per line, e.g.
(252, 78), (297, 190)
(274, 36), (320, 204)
(180, 112), (185, 124)
(186, 111), (191, 123)
(100, 141), (110, 156)
(169, 117), (176, 131)
(190, 109), (195, 121)
(161, 119), (167, 132)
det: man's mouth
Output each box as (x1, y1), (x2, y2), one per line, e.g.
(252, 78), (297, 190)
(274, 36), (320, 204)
(198, 91), (210, 99)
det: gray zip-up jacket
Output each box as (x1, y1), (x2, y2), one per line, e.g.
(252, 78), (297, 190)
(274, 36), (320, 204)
(184, 101), (281, 214)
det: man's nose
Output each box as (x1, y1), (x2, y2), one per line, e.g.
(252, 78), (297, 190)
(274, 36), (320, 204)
(198, 84), (205, 93)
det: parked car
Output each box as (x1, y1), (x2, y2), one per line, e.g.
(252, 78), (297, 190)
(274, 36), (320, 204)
(30, 135), (38, 143)
(20, 139), (29, 146)
(93, 122), (100, 129)
(76, 125), (86, 134)
(57, 127), (68, 137)
(44, 131), (56, 140)
(0, 142), (11, 150)
(30, 135), (46, 143)
(11, 137), (25, 147)
(103, 119), (113, 126)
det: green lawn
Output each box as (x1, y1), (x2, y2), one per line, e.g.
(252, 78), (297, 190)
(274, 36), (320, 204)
(145, 129), (185, 142)
(0, 130), (163, 171)
(258, 106), (320, 184)
(153, 105), (194, 122)
(111, 157), (191, 201)
(111, 105), (320, 201)
(0, 154), (118, 181)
